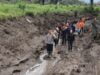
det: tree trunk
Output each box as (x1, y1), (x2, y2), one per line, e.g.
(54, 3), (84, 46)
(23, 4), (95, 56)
(42, 0), (45, 5)
(90, 0), (94, 10)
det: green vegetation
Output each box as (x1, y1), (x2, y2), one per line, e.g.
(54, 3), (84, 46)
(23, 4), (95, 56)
(0, 3), (81, 19)
(0, 3), (99, 19)
(0, 0), (85, 5)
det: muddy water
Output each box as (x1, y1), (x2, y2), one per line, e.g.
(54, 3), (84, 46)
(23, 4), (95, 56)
(25, 49), (61, 75)
(25, 19), (100, 75)
(26, 53), (48, 75)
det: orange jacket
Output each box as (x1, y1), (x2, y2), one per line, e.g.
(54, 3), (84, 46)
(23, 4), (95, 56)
(81, 21), (85, 28)
(77, 21), (85, 29)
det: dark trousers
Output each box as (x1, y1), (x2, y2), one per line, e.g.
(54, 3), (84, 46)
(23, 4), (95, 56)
(62, 36), (67, 45)
(68, 40), (74, 51)
(78, 28), (84, 37)
(54, 39), (59, 47)
(46, 44), (53, 56)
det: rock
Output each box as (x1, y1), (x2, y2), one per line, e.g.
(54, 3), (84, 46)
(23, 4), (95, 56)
(12, 69), (21, 73)
(76, 69), (81, 73)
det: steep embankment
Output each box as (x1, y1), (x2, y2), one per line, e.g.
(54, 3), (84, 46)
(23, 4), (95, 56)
(25, 16), (100, 75)
(44, 17), (100, 75)
(43, 34), (100, 75)
(0, 13), (69, 75)
(0, 13), (100, 75)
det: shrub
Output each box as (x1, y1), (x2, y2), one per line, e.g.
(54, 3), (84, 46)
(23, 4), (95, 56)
(83, 6), (100, 16)
(25, 11), (34, 17)
(3, 8), (9, 13)
(83, 7), (92, 13)
(18, 4), (26, 11)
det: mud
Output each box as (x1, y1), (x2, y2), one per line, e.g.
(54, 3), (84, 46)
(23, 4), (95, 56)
(0, 13), (100, 75)
(0, 13), (70, 75)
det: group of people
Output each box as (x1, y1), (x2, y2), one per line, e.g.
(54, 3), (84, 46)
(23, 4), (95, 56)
(44, 17), (86, 58)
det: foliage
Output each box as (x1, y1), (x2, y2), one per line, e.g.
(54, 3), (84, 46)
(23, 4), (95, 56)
(25, 11), (34, 16)
(0, 0), (85, 5)
(82, 6), (100, 16)
(0, 3), (83, 18)
(0, 2), (99, 19)
(18, 3), (26, 11)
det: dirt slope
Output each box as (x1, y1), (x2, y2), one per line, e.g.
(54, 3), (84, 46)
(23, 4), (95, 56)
(25, 16), (100, 75)
(44, 33), (100, 75)
(0, 14), (69, 75)
(0, 13), (100, 75)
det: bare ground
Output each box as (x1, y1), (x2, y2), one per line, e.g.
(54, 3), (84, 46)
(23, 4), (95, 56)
(0, 13), (100, 75)
(0, 14), (69, 75)
(44, 33), (100, 75)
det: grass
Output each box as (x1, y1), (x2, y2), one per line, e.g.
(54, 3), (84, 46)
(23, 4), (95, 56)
(0, 3), (99, 19)
(0, 3), (83, 19)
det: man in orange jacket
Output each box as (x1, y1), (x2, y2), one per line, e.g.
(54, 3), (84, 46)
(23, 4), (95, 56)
(77, 18), (85, 35)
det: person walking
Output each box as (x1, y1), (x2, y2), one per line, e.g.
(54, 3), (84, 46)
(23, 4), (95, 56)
(45, 30), (55, 57)
(61, 25), (69, 45)
(91, 16), (98, 41)
(76, 18), (85, 36)
(81, 17), (85, 33)
(67, 22), (76, 51)
(67, 30), (75, 51)
(52, 29), (59, 47)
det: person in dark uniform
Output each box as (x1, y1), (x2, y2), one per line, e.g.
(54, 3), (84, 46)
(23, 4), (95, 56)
(67, 22), (75, 51)
(67, 30), (75, 51)
(61, 25), (69, 45)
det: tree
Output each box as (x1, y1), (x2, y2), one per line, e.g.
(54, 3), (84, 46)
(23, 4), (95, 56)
(50, 0), (59, 4)
(90, 0), (94, 10)
(41, 0), (45, 5)
(37, 0), (45, 5)
(90, 0), (93, 5)
(60, 0), (84, 5)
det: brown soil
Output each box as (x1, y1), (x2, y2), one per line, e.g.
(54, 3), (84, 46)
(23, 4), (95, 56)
(0, 13), (100, 75)
(0, 13), (70, 75)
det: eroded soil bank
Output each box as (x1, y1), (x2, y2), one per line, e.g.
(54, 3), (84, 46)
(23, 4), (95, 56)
(0, 13), (100, 75)
(0, 13), (71, 75)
